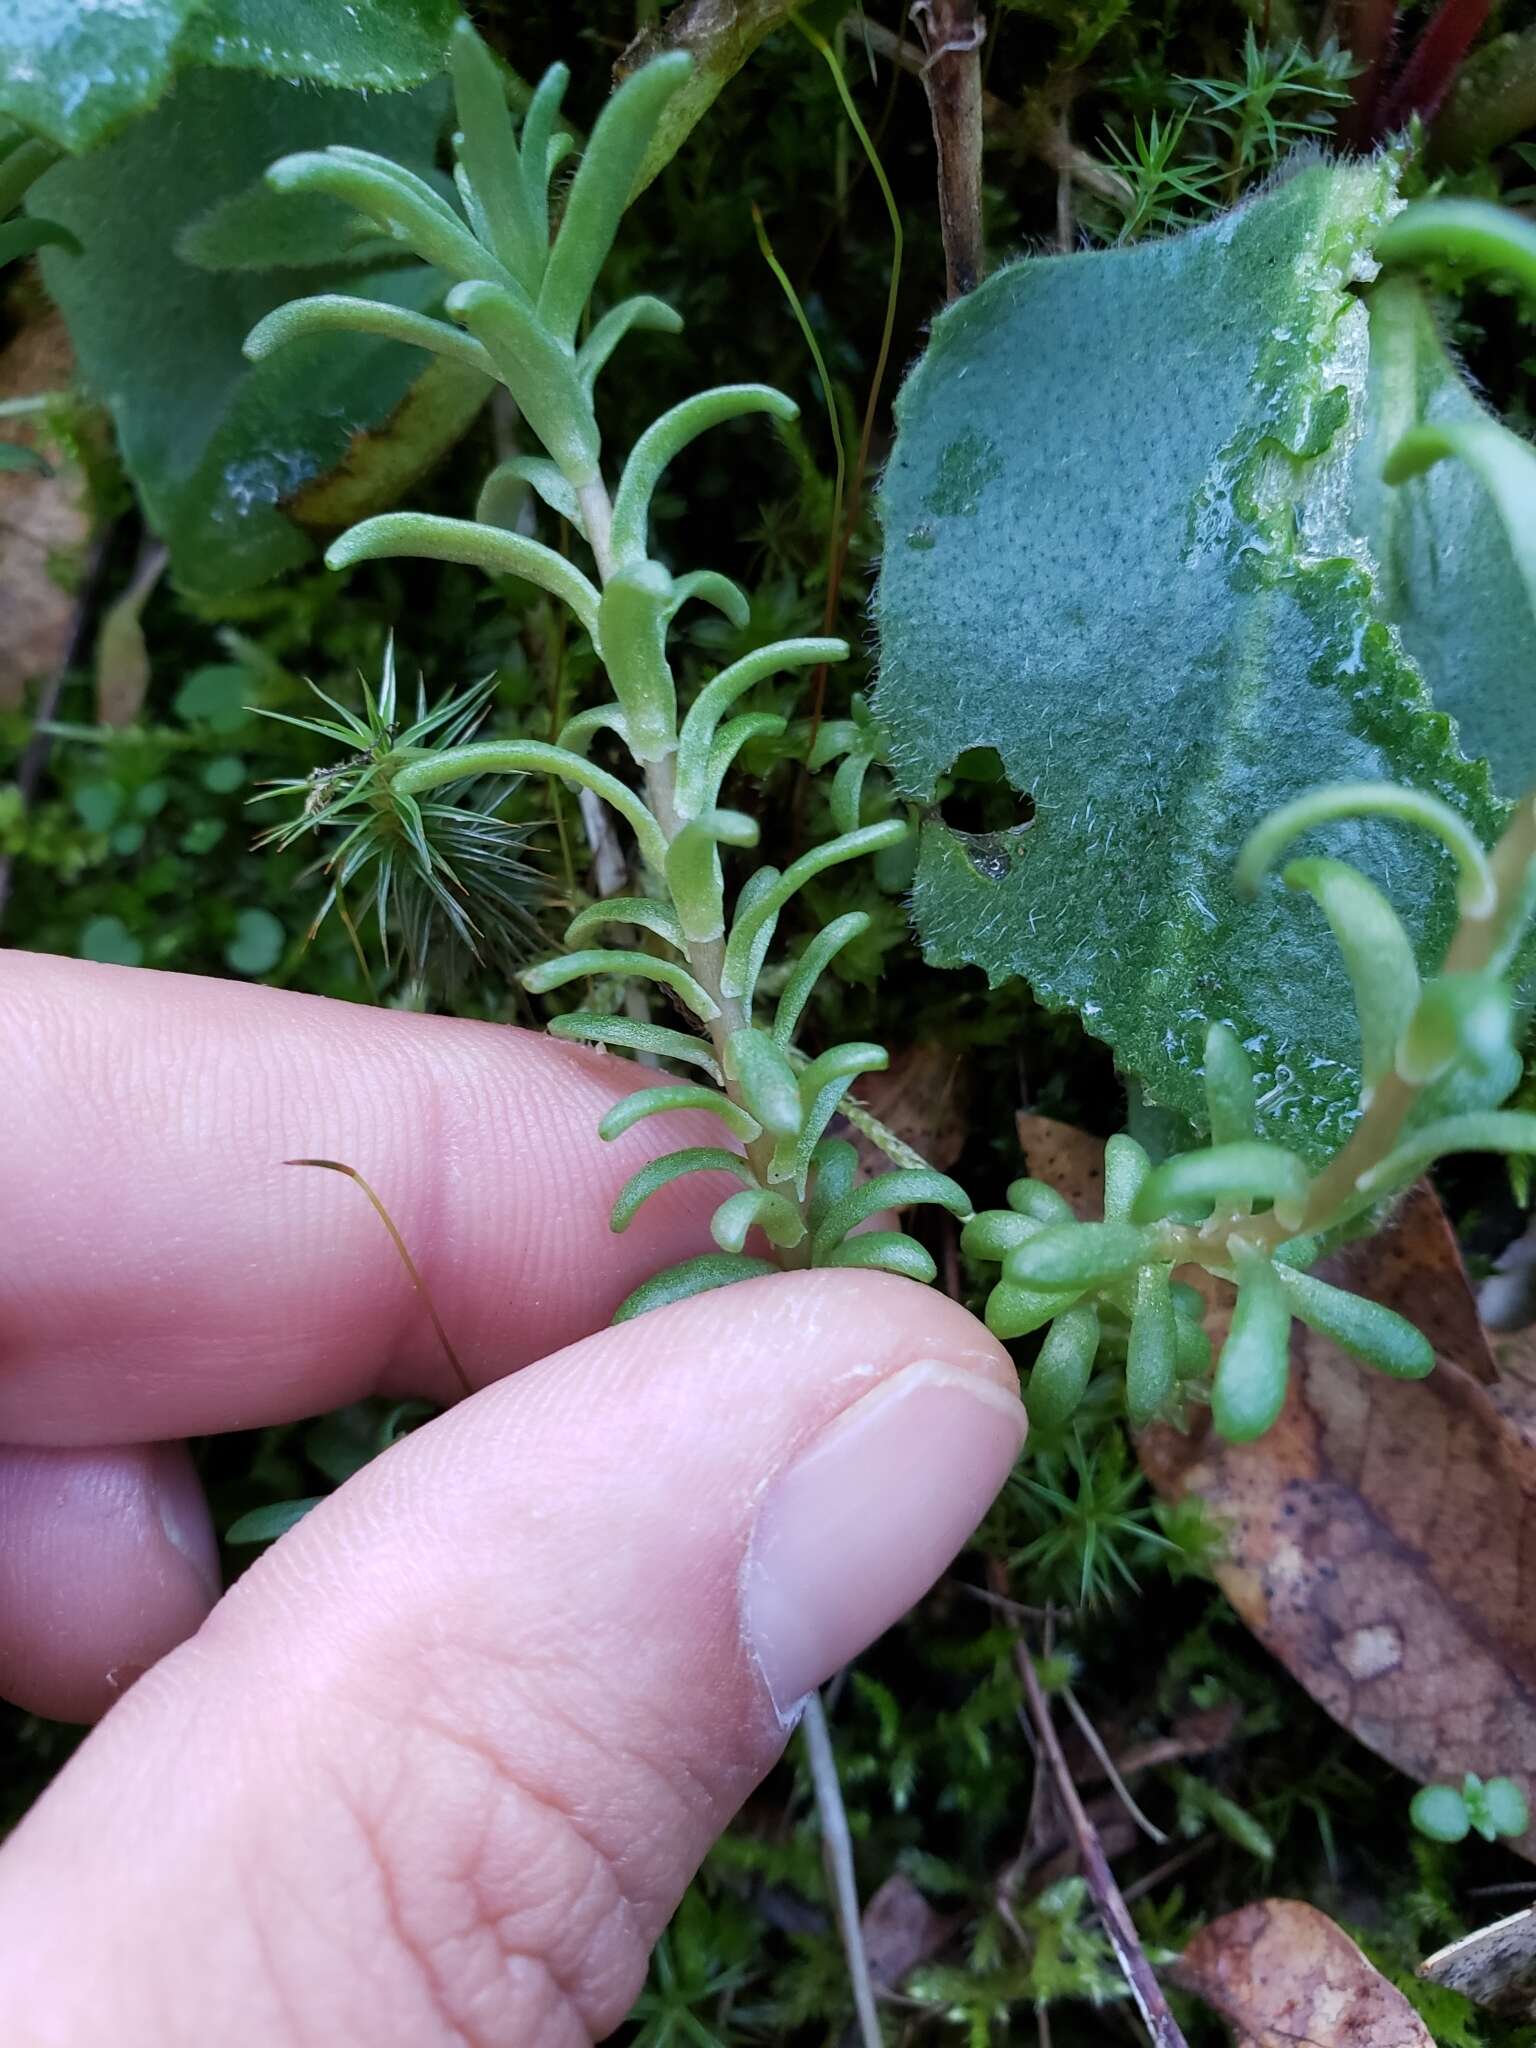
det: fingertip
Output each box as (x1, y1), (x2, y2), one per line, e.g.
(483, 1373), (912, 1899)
(0, 1441), (219, 1722)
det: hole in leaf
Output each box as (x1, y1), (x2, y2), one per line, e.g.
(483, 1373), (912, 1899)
(937, 746), (1036, 846)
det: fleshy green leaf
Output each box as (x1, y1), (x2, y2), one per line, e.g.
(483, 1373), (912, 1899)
(547, 1012), (721, 1080)
(522, 948), (719, 1022)
(726, 1028), (801, 1139)
(612, 1250), (776, 1322)
(772, 912), (871, 1050)
(1212, 1249), (1291, 1442)
(597, 1083), (760, 1144)
(537, 51), (692, 344)
(1004, 1221), (1156, 1291)
(876, 160), (1513, 1162)
(1102, 1133), (1151, 1224)
(822, 1232), (938, 1282)
(1126, 1263), (1177, 1429)
(610, 383), (798, 567)
(1025, 1304), (1101, 1430)
(226, 1496), (323, 1545)
(1281, 858), (1420, 1095)
(611, 1149), (754, 1233)
(1274, 1265), (1434, 1377)
(565, 898), (684, 952)
(710, 1187), (806, 1253)
(1202, 1025), (1256, 1148)
(1130, 1142), (1311, 1226)
(811, 1168), (970, 1264)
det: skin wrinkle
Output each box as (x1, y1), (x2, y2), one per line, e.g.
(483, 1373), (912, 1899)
(341, 1706), (636, 2046)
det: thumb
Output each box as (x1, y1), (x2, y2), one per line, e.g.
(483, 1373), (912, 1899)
(0, 1271), (1024, 2048)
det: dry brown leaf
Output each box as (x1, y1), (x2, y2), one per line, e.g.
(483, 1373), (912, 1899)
(1140, 1200), (1536, 1861)
(858, 1873), (959, 1990)
(1173, 1899), (1433, 2047)
(1010, 1120), (1536, 1859)
(1419, 1902), (1536, 2018)
(1016, 1111), (1107, 1217)
(0, 306), (91, 708)
(850, 1043), (970, 1179)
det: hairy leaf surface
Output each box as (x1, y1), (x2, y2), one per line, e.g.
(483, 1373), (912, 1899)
(1, 0), (458, 153)
(876, 162), (1519, 1158)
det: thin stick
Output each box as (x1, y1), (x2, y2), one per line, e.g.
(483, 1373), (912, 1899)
(992, 1563), (1190, 2048)
(1061, 1686), (1169, 1846)
(911, 0), (987, 298)
(802, 1689), (883, 2048)
(286, 1159), (475, 1400)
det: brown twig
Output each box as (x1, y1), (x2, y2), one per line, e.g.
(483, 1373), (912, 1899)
(851, 17), (1130, 208)
(990, 1559), (1191, 2048)
(911, 0), (988, 297)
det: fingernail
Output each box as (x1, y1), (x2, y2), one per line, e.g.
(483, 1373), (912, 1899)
(743, 1361), (1027, 1718)
(149, 1444), (222, 1604)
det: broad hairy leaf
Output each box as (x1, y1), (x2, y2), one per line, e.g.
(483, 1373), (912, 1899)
(31, 71), (490, 596)
(0, 0), (460, 154)
(875, 161), (1520, 1159)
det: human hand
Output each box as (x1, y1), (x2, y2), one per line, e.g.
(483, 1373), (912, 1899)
(0, 952), (1025, 2046)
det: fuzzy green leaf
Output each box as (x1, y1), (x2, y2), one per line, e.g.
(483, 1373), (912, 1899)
(548, 1012), (721, 1080)
(1025, 1304), (1100, 1430)
(597, 1084), (760, 1145)
(877, 160), (1514, 1162)
(1130, 1142), (1311, 1226)
(612, 1250), (776, 1323)
(822, 1232), (938, 1283)
(328, 513), (603, 647)
(1274, 1265), (1434, 1377)
(1126, 1264), (1177, 1429)
(986, 1280), (1084, 1342)
(1212, 1249), (1291, 1442)
(611, 1148), (753, 1233)
(1004, 1221), (1155, 1291)
(811, 1168), (970, 1265)
(710, 1187), (806, 1254)
(522, 948), (720, 1022)
(537, 51), (692, 343)
(610, 383), (798, 567)
(1281, 858), (1420, 1096)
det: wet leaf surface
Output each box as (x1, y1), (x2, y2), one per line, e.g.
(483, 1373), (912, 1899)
(31, 71), (489, 597)
(876, 162), (1520, 1162)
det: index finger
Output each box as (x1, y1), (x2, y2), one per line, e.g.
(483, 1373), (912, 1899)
(0, 953), (725, 1444)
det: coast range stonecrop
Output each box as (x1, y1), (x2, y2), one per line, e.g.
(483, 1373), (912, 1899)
(250, 22), (969, 1321)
